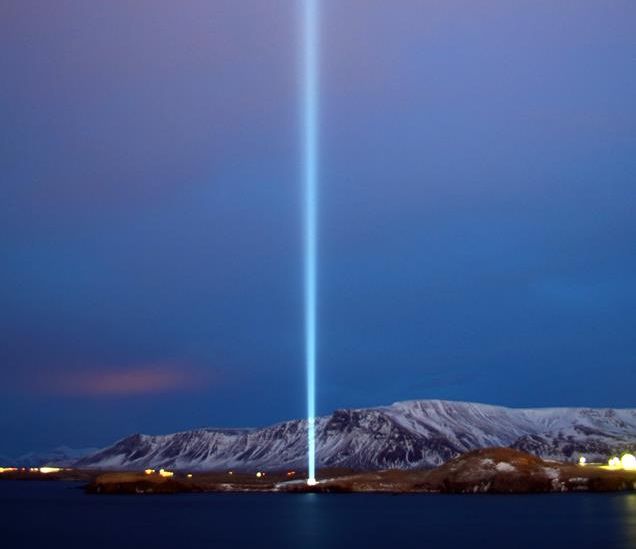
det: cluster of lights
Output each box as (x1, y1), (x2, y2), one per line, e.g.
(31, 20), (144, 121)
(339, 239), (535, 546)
(606, 454), (636, 471)
(0, 466), (64, 474)
(578, 453), (636, 470)
(144, 468), (190, 478)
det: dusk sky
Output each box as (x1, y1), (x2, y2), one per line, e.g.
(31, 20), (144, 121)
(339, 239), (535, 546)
(1, 1), (635, 456)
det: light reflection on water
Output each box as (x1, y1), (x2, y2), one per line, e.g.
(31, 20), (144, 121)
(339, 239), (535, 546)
(2, 482), (636, 549)
(622, 493), (636, 547)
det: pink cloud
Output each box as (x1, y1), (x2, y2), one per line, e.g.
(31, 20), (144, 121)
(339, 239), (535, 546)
(39, 362), (210, 397)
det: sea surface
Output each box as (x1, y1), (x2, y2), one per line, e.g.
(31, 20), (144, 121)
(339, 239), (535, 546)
(1, 480), (635, 548)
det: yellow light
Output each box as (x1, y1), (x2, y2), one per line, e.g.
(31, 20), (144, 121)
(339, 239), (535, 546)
(578, 456), (586, 466)
(228, 471), (233, 476)
(39, 467), (61, 474)
(608, 457), (621, 469)
(621, 454), (636, 471)
(256, 471), (262, 478)
(187, 474), (193, 478)
(144, 469), (155, 475)
(158, 469), (174, 478)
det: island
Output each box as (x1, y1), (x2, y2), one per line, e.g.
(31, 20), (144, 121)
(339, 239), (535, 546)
(76, 448), (636, 495)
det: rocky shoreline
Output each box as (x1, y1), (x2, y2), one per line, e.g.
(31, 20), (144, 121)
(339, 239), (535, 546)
(82, 448), (636, 495)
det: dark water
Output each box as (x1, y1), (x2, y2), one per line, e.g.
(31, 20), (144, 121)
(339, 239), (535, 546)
(2, 481), (635, 548)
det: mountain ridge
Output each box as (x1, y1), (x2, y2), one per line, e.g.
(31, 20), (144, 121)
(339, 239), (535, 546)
(2, 446), (99, 467)
(75, 399), (636, 471)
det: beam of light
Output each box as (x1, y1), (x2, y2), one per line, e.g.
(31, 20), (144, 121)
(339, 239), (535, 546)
(302, 0), (319, 486)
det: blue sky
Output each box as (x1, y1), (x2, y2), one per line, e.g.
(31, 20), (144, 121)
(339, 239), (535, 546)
(1, 1), (635, 455)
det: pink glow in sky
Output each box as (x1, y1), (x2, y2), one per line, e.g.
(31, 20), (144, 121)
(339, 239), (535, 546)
(40, 363), (209, 397)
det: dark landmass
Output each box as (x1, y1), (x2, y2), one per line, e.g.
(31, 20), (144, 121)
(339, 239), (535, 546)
(80, 448), (636, 495)
(84, 468), (351, 494)
(294, 448), (636, 494)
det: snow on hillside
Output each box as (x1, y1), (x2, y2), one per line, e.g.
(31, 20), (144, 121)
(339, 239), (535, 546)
(75, 400), (636, 471)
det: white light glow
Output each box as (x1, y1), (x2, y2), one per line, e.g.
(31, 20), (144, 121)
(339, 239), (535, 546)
(39, 467), (61, 474)
(621, 454), (636, 471)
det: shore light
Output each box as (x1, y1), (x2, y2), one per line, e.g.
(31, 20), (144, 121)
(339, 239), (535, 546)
(39, 467), (61, 474)
(621, 454), (636, 471)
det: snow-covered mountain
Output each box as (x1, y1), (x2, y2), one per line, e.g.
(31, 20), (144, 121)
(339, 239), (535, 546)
(6, 446), (99, 467)
(75, 400), (636, 471)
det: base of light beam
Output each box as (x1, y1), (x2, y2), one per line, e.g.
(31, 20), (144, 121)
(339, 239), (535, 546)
(306, 478), (318, 486)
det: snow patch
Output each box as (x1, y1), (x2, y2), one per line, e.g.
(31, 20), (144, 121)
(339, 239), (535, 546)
(495, 462), (516, 473)
(543, 467), (560, 480)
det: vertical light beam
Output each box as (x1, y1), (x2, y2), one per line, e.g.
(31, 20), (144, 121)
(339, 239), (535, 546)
(302, 0), (319, 486)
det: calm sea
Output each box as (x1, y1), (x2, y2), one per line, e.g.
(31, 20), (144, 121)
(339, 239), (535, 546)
(1, 481), (635, 548)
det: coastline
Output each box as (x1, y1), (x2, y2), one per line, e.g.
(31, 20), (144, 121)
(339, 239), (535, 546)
(4, 448), (635, 495)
